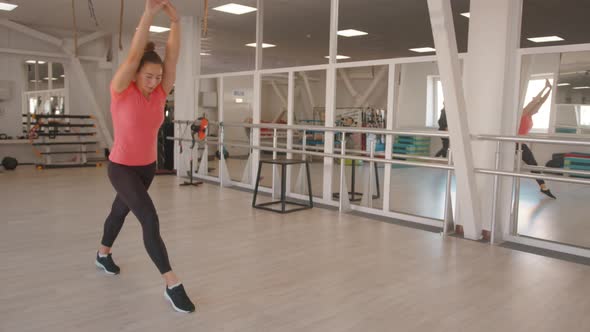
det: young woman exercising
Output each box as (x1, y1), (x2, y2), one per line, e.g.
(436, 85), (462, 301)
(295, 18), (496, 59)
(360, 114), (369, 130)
(518, 79), (556, 199)
(95, 0), (195, 313)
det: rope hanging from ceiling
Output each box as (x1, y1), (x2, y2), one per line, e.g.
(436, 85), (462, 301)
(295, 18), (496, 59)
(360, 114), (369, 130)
(119, 0), (124, 50)
(202, 0), (209, 38)
(71, 0), (79, 56)
(88, 0), (99, 26)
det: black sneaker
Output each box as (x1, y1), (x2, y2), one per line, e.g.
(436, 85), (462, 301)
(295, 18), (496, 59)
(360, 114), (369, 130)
(165, 284), (196, 313)
(95, 252), (120, 275)
(541, 189), (557, 199)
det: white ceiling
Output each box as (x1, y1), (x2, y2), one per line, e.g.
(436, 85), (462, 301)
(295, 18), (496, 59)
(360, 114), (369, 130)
(1, 0), (589, 74)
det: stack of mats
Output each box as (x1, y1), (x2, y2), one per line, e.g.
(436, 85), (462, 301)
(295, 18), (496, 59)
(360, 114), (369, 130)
(564, 152), (590, 178)
(392, 136), (431, 168)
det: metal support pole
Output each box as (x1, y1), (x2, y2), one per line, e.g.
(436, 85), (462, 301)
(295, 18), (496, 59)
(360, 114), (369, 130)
(443, 149), (454, 235)
(510, 143), (523, 235)
(367, 139), (375, 209)
(490, 140), (501, 244)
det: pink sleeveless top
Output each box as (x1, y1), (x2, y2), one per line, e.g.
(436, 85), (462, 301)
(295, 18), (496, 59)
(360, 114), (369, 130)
(518, 113), (533, 136)
(109, 82), (166, 166)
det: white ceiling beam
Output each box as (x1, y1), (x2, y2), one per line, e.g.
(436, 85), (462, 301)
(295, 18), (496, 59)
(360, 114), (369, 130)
(77, 31), (110, 47)
(0, 19), (63, 48)
(64, 57), (114, 148)
(300, 72), (316, 109)
(427, 0), (482, 240)
(270, 80), (288, 109)
(357, 66), (388, 107)
(0, 47), (67, 59)
(338, 68), (359, 99)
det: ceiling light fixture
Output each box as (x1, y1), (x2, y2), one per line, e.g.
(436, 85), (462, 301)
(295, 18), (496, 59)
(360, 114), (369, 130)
(527, 36), (564, 43)
(213, 3), (257, 15)
(409, 47), (436, 53)
(337, 29), (368, 37)
(557, 83), (571, 87)
(460, 12), (470, 18)
(246, 43), (276, 48)
(149, 25), (170, 33)
(324, 55), (351, 60)
(573, 86), (590, 90)
(0, 2), (18, 11)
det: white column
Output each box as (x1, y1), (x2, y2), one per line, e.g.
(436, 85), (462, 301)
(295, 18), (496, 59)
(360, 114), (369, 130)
(174, 16), (201, 178)
(323, 0), (339, 201)
(251, 73), (262, 185)
(382, 64), (397, 212)
(286, 71), (295, 193)
(462, 0), (523, 241)
(427, 0), (482, 240)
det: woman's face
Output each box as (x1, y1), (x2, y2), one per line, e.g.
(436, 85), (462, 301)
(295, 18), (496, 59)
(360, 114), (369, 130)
(136, 62), (163, 95)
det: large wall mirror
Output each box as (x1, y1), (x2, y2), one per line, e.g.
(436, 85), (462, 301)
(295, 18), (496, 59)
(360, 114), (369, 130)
(516, 51), (590, 250)
(555, 51), (590, 135)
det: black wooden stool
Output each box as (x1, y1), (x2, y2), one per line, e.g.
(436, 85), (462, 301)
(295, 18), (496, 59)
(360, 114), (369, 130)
(252, 158), (313, 213)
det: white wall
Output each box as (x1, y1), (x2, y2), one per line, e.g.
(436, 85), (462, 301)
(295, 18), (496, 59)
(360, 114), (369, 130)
(0, 54), (26, 138)
(0, 25), (66, 138)
(221, 75), (254, 157)
(396, 62), (439, 129)
(0, 24), (114, 148)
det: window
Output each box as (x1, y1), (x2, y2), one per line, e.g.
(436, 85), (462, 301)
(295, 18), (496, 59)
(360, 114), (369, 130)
(522, 77), (554, 133)
(25, 60), (65, 91)
(579, 105), (590, 127)
(426, 76), (444, 127)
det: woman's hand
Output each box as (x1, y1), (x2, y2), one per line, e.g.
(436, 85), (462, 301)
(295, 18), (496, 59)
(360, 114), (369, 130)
(163, 1), (179, 22)
(145, 0), (166, 17)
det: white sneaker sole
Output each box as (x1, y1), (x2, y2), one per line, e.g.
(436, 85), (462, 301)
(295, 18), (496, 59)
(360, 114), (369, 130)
(95, 259), (117, 275)
(164, 290), (194, 314)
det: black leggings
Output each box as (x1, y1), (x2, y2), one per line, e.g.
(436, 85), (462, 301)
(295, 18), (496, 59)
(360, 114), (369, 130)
(101, 161), (172, 274)
(519, 144), (545, 186)
(435, 138), (450, 158)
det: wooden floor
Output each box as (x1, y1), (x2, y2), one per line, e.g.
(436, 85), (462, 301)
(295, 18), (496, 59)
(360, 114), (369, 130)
(2, 166), (590, 332)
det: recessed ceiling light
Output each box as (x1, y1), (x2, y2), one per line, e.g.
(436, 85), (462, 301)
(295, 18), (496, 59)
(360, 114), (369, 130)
(149, 25), (170, 33)
(460, 12), (470, 18)
(246, 43), (276, 48)
(527, 36), (564, 43)
(200, 52), (211, 56)
(30, 80), (41, 83)
(409, 47), (436, 53)
(0, 2), (18, 11)
(573, 86), (590, 90)
(60, 74), (65, 78)
(337, 29), (368, 37)
(558, 83), (570, 87)
(213, 3), (257, 15)
(26, 60), (46, 64)
(235, 98), (244, 103)
(324, 55), (351, 60)
(43, 77), (58, 81)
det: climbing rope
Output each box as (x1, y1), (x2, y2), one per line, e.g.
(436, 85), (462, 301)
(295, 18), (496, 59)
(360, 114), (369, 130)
(71, 0), (78, 56)
(88, 0), (99, 26)
(202, 0), (209, 38)
(119, 0), (124, 50)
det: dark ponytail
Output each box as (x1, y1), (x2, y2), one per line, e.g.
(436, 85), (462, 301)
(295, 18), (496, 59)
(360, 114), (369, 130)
(138, 42), (163, 71)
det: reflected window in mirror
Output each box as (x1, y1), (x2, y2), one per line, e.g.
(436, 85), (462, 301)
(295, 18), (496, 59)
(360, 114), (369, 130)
(522, 77), (554, 133)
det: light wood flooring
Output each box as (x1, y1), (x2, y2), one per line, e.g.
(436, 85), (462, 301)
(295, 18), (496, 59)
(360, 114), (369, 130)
(1, 166), (590, 332)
